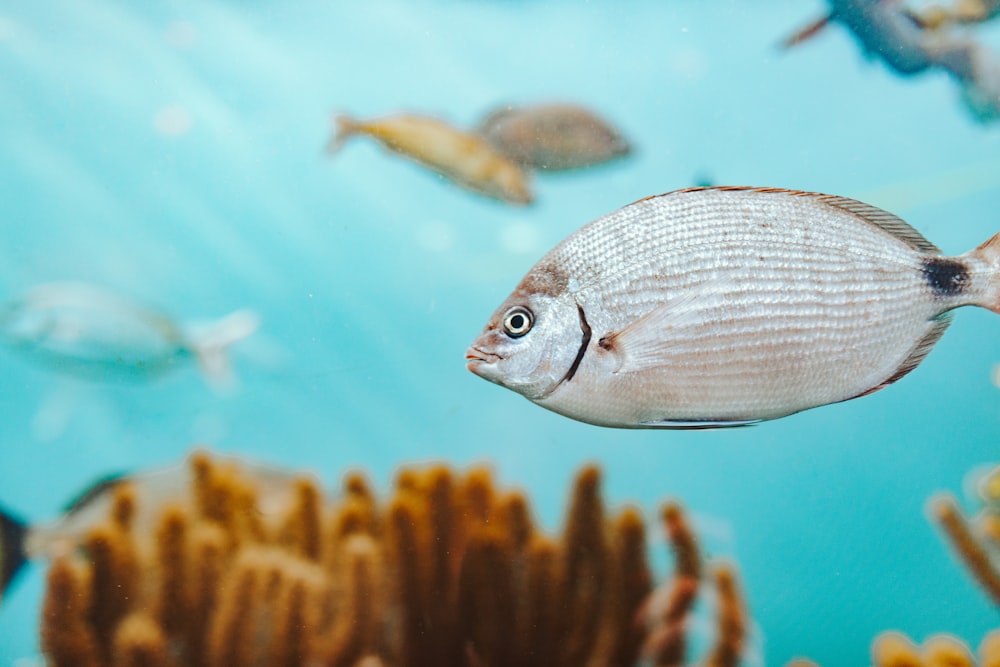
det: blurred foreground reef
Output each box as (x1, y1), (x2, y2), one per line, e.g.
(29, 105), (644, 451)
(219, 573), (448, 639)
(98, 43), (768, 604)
(790, 462), (1000, 667)
(788, 0), (1000, 121)
(39, 450), (746, 667)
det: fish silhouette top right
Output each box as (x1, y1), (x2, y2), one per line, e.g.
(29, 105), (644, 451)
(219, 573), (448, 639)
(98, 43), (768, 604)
(466, 186), (1000, 428)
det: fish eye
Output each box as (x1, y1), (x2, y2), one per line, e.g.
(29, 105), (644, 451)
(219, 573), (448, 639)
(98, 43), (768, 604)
(502, 306), (533, 338)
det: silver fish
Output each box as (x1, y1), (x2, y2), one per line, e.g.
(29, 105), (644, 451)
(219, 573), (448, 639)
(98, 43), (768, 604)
(0, 282), (259, 384)
(0, 450), (313, 599)
(477, 103), (631, 171)
(465, 186), (1000, 429)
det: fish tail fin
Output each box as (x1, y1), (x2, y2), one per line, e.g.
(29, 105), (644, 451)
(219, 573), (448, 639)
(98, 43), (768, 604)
(189, 309), (261, 386)
(780, 13), (832, 49)
(968, 231), (1000, 314)
(0, 505), (28, 602)
(325, 114), (360, 155)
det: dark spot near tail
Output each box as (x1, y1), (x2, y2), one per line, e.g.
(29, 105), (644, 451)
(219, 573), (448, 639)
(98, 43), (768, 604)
(598, 335), (614, 351)
(920, 257), (969, 297)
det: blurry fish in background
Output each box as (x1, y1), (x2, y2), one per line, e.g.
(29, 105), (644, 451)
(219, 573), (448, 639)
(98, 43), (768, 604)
(0, 449), (310, 601)
(0, 282), (260, 386)
(908, 0), (1000, 29)
(476, 102), (632, 171)
(327, 112), (534, 205)
(467, 186), (1000, 429)
(783, 0), (1000, 122)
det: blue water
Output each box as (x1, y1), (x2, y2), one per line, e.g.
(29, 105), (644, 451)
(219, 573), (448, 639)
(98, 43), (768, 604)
(1, 1), (998, 664)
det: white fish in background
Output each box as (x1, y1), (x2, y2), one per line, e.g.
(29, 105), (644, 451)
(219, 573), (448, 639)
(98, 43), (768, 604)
(466, 186), (1000, 429)
(0, 450), (313, 599)
(327, 113), (534, 205)
(0, 282), (260, 384)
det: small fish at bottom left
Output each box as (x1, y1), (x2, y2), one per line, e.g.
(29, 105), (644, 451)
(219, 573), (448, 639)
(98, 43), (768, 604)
(0, 449), (312, 602)
(0, 282), (260, 385)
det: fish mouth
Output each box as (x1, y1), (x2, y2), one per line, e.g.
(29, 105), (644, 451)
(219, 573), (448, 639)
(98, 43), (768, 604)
(465, 345), (502, 374)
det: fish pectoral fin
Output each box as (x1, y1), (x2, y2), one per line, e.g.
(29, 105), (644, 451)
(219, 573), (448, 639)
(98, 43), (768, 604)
(602, 283), (727, 374)
(639, 418), (762, 429)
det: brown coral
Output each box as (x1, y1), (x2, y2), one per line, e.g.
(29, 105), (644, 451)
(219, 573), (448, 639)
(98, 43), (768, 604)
(785, 0), (1000, 121)
(932, 494), (1000, 608)
(791, 463), (1000, 667)
(40, 450), (748, 667)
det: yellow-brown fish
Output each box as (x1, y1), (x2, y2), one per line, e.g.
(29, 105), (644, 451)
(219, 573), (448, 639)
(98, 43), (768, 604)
(328, 113), (533, 205)
(466, 186), (1000, 429)
(477, 103), (631, 171)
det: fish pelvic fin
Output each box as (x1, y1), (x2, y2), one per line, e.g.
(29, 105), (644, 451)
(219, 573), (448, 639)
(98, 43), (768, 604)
(0, 505), (28, 602)
(188, 309), (261, 387)
(968, 231), (1000, 314)
(639, 418), (761, 429)
(325, 114), (360, 155)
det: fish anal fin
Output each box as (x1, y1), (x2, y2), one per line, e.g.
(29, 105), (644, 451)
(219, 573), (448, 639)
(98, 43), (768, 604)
(852, 315), (952, 400)
(639, 418), (762, 429)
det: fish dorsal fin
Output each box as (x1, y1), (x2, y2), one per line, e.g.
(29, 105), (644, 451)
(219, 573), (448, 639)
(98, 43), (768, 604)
(600, 281), (727, 374)
(803, 191), (941, 255)
(61, 472), (129, 515)
(666, 187), (942, 255)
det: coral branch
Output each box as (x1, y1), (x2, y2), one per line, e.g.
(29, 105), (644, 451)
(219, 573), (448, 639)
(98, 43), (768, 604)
(704, 564), (746, 667)
(557, 464), (610, 666)
(647, 501), (703, 667)
(113, 613), (172, 667)
(608, 507), (652, 667)
(795, 462), (1000, 667)
(932, 494), (1000, 606)
(872, 631), (923, 667)
(313, 535), (380, 667)
(980, 630), (1000, 666)
(154, 503), (188, 637)
(923, 634), (976, 667)
(40, 556), (101, 667)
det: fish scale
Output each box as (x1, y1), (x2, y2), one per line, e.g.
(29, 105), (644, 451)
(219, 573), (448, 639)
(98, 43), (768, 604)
(466, 187), (1000, 428)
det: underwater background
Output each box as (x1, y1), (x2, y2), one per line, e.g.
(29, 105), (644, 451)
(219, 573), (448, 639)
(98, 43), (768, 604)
(1, 0), (998, 664)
